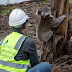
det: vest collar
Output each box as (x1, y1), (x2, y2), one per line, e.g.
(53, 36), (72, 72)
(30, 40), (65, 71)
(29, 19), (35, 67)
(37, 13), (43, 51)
(14, 30), (24, 35)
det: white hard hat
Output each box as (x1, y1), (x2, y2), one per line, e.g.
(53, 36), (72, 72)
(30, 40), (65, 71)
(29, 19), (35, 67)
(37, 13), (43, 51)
(9, 8), (30, 27)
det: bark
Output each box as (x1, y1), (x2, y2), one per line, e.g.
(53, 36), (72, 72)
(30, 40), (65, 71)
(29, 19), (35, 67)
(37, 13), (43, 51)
(41, 0), (69, 62)
(54, 0), (69, 55)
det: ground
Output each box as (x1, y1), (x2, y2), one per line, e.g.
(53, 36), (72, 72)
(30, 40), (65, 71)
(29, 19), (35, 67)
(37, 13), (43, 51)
(0, 0), (72, 72)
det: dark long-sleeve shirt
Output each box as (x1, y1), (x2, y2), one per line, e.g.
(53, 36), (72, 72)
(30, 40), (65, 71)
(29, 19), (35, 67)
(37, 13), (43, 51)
(14, 31), (40, 67)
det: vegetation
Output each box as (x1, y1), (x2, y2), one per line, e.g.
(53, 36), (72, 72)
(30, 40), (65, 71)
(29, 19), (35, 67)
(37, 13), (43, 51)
(43, 0), (49, 4)
(1, 7), (10, 15)
(69, 0), (72, 3)
(1, 6), (16, 16)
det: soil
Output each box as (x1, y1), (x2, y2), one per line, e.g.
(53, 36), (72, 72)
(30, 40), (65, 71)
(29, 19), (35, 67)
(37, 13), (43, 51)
(0, 0), (72, 72)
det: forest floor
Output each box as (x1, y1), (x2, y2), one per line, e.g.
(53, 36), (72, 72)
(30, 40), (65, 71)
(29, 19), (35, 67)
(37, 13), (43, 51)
(0, 0), (72, 72)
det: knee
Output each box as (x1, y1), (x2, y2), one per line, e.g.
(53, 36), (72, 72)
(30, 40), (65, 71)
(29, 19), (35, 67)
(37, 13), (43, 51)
(42, 62), (51, 71)
(43, 62), (51, 68)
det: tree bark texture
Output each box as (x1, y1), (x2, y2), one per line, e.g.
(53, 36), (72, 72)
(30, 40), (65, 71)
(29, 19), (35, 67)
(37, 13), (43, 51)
(41, 0), (69, 62)
(53, 0), (69, 55)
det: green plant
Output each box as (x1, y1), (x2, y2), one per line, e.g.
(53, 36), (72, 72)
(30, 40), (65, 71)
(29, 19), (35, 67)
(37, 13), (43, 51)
(45, 0), (48, 3)
(69, 0), (72, 3)
(43, 0), (49, 4)
(0, 5), (2, 7)
(10, 6), (16, 11)
(34, 24), (37, 28)
(2, 7), (10, 15)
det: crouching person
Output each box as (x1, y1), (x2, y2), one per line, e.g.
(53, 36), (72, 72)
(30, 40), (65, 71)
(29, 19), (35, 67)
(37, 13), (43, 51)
(0, 8), (51, 72)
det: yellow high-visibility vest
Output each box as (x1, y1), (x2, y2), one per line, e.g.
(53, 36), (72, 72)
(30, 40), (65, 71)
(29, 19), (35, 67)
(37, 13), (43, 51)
(0, 32), (30, 72)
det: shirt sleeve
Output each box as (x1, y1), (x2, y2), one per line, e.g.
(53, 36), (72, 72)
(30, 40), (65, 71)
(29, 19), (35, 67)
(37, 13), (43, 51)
(24, 37), (40, 67)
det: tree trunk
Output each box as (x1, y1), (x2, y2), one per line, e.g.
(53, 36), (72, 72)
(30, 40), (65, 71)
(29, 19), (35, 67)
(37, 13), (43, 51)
(41, 0), (69, 62)
(54, 0), (69, 55)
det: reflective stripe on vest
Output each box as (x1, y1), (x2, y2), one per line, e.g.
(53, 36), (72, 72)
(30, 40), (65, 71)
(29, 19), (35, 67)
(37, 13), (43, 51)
(0, 69), (9, 72)
(0, 60), (29, 69)
(14, 35), (27, 50)
(0, 37), (6, 46)
(0, 32), (30, 72)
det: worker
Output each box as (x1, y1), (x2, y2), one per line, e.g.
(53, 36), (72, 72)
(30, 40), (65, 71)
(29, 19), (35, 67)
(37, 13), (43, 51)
(0, 8), (51, 72)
